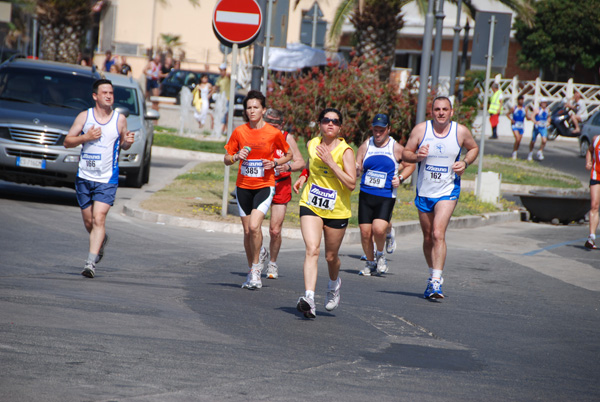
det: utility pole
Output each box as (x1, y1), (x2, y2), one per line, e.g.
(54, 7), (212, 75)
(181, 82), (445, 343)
(416, 0), (436, 124)
(457, 20), (470, 102)
(449, 0), (463, 97)
(251, 0), (267, 90)
(431, 0), (445, 90)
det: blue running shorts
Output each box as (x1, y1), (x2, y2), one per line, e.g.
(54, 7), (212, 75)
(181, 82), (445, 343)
(75, 177), (118, 209)
(415, 191), (460, 213)
(512, 126), (524, 135)
(531, 126), (547, 142)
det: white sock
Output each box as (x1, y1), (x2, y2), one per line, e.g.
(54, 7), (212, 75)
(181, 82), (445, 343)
(428, 267), (434, 279)
(589, 234), (596, 241)
(87, 253), (97, 264)
(432, 269), (443, 280)
(375, 250), (384, 258)
(328, 278), (340, 290)
(305, 290), (315, 300)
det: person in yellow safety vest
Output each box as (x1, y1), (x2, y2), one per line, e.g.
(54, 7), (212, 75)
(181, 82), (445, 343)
(488, 82), (503, 139)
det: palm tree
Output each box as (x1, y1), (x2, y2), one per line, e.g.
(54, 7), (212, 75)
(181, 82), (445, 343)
(324, 0), (535, 81)
(35, 0), (200, 64)
(36, 0), (93, 63)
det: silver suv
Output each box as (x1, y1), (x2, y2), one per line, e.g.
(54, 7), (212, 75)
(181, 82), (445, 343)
(0, 57), (158, 188)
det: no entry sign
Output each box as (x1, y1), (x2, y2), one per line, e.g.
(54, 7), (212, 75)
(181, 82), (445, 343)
(213, 0), (263, 48)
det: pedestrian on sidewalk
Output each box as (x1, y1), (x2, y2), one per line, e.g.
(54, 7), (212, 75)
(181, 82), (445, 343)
(64, 79), (135, 278)
(584, 134), (600, 249)
(488, 82), (503, 140)
(293, 108), (356, 319)
(402, 96), (479, 299)
(257, 108), (305, 280)
(355, 113), (415, 277)
(192, 74), (213, 129)
(223, 90), (291, 290)
(508, 94), (527, 160)
(527, 98), (551, 161)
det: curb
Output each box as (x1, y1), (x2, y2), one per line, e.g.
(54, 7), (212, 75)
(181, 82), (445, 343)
(123, 146), (522, 244)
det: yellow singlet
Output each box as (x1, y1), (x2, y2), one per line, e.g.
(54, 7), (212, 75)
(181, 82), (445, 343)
(299, 137), (353, 219)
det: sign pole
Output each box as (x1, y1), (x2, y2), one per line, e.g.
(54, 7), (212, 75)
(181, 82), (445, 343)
(221, 43), (239, 217)
(262, 0), (274, 94)
(475, 15), (496, 199)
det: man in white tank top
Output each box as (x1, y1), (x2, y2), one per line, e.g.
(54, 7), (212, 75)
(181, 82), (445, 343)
(64, 79), (135, 278)
(402, 97), (479, 299)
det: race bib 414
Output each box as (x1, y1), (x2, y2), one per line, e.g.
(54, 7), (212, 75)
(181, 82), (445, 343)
(307, 183), (337, 210)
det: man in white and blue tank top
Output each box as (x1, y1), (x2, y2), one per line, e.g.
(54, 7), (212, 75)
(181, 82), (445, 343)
(527, 98), (551, 161)
(508, 94), (527, 160)
(64, 79), (135, 278)
(402, 97), (479, 299)
(356, 114), (415, 276)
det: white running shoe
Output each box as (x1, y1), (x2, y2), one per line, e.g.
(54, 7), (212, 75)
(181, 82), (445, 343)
(241, 272), (252, 289)
(81, 261), (95, 278)
(537, 150), (544, 160)
(359, 261), (376, 276)
(511, 151), (517, 160)
(258, 246), (269, 265)
(376, 254), (388, 274)
(527, 152), (533, 161)
(325, 278), (341, 311)
(297, 296), (316, 318)
(265, 261), (278, 279)
(385, 228), (397, 254)
(241, 265), (263, 289)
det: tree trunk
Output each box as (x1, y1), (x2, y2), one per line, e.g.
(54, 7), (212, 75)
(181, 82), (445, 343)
(350, 1), (404, 82)
(36, 0), (92, 64)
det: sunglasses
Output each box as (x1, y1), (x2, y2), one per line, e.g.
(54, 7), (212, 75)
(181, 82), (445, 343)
(321, 117), (341, 126)
(264, 117), (283, 125)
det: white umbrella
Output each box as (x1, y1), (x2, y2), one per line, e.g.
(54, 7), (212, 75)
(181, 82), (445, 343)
(268, 43), (345, 72)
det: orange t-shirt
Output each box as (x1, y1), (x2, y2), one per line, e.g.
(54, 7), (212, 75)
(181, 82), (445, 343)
(224, 123), (290, 189)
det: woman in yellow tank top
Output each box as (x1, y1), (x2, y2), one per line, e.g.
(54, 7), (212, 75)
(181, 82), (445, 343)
(292, 108), (356, 319)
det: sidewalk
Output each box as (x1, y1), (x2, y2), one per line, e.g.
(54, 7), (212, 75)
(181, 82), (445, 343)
(122, 146), (522, 244)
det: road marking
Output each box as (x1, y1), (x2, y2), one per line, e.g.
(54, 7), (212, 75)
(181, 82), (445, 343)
(499, 250), (600, 292)
(523, 238), (588, 256)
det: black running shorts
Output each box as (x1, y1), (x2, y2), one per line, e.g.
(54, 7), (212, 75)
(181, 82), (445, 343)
(299, 206), (349, 229)
(358, 190), (396, 225)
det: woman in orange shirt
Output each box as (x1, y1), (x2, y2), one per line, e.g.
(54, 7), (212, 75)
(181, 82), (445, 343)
(224, 90), (291, 289)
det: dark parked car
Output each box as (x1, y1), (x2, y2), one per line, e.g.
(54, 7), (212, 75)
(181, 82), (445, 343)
(0, 57), (158, 188)
(160, 68), (245, 116)
(579, 110), (600, 157)
(159, 69), (219, 103)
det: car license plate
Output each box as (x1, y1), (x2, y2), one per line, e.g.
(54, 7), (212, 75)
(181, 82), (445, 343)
(16, 157), (46, 170)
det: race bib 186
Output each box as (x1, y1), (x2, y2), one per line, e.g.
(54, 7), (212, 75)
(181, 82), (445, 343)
(365, 170), (387, 188)
(307, 183), (337, 210)
(424, 164), (450, 183)
(82, 153), (102, 171)
(241, 159), (264, 177)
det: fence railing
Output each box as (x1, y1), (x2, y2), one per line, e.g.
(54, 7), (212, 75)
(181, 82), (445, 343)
(407, 74), (600, 118)
(478, 76), (600, 117)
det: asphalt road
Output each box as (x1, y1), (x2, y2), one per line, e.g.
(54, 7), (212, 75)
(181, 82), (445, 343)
(1, 154), (599, 401)
(478, 135), (587, 183)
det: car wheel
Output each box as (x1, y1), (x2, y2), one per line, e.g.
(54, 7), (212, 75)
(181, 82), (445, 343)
(142, 149), (151, 184)
(125, 148), (146, 188)
(547, 126), (558, 141)
(580, 138), (590, 158)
